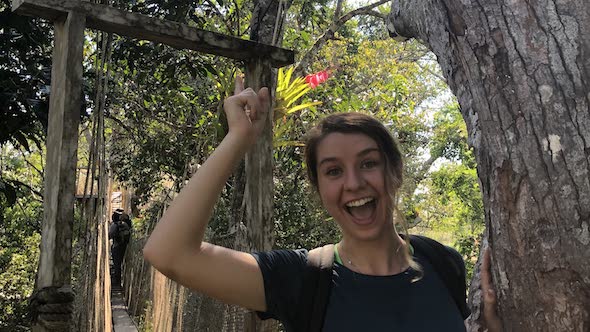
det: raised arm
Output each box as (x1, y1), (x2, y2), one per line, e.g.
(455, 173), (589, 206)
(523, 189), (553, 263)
(143, 76), (270, 311)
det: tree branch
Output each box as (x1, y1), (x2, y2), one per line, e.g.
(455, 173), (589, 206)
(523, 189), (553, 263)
(18, 147), (44, 178)
(416, 63), (446, 82)
(203, 0), (235, 34)
(294, 0), (390, 74)
(11, 179), (44, 199)
(104, 112), (133, 133)
(334, 0), (344, 21)
(365, 10), (386, 19)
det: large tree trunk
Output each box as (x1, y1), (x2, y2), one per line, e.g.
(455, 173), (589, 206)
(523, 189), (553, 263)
(388, 0), (590, 331)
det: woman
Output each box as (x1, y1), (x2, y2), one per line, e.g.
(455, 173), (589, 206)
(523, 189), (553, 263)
(143, 77), (501, 331)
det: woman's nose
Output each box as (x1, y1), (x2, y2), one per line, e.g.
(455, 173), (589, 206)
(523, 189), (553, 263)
(344, 169), (364, 191)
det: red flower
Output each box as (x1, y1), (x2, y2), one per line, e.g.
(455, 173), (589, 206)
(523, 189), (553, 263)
(305, 70), (330, 88)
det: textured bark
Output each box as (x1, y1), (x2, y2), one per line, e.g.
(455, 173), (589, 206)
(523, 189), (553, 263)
(243, 2), (282, 331)
(239, 71), (278, 326)
(388, 0), (590, 331)
(244, 57), (275, 252)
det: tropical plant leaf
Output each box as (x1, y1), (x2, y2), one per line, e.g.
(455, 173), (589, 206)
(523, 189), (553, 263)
(285, 86), (312, 108)
(286, 101), (322, 114)
(273, 140), (305, 148)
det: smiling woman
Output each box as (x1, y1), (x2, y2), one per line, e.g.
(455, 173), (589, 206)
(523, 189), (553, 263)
(303, 115), (414, 276)
(143, 77), (499, 332)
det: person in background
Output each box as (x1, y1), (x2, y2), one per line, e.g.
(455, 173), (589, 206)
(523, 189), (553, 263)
(109, 209), (131, 289)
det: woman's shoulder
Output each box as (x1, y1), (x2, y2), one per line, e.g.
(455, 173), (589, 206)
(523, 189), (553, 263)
(252, 248), (309, 272)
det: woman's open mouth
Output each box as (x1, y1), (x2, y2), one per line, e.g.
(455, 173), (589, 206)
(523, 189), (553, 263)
(345, 197), (377, 224)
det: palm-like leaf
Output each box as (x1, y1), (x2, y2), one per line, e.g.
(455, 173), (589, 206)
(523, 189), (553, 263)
(273, 66), (323, 147)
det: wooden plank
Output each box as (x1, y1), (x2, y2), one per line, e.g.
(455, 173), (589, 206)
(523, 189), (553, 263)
(111, 290), (138, 332)
(12, 0), (295, 68)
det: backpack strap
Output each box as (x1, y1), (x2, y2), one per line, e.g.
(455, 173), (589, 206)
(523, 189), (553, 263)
(298, 244), (334, 332)
(409, 235), (471, 319)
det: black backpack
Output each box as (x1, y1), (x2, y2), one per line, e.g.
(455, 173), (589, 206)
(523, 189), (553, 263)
(116, 221), (131, 245)
(297, 234), (471, 332)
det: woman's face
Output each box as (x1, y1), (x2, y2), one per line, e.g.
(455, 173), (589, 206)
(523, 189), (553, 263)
(315, 132), (392, 242)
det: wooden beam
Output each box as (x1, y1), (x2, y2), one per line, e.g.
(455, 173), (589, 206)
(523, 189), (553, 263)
(37, 8), (85, 291)
(12, 0), (295, 68)
(33, 10), (85, 332)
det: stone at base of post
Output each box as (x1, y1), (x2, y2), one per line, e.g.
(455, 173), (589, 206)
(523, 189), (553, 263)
(30, 285), (75, 332)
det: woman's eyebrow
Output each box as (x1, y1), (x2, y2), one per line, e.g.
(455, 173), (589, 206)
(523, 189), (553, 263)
(319, 147), (380, 167)
(318, 157), (338, 167)
(357, 147), (380, 157)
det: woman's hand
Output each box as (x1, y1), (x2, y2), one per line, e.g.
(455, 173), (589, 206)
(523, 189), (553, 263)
(481, 248), (503, 332)
(223, 75), (270, 148)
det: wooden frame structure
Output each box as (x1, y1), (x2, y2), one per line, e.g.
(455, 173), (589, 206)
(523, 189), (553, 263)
(12, 0), (294, 330)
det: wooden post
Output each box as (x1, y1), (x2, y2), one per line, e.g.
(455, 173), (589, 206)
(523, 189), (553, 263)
(244, 57), (275, 252)
(33, 10), (85, 332)
(242, 57), (276, 332)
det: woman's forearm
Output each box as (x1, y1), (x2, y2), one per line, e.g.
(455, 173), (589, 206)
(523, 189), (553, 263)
(143, 132), (249, 270)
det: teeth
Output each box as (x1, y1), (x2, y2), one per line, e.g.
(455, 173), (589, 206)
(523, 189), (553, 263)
(345, 197), (374, 207)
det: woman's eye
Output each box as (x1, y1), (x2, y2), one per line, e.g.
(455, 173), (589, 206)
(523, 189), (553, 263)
(361, 160), (378, 169)
(326, 168), (342, 176)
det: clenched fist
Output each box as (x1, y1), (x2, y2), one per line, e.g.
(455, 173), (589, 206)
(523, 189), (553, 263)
(223, 75), (270, 148)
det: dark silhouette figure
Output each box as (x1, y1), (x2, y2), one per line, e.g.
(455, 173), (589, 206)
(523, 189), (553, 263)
(109, 209), (131, 289)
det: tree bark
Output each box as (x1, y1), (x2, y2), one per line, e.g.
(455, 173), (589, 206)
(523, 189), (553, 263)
(388, 1), (590, 331)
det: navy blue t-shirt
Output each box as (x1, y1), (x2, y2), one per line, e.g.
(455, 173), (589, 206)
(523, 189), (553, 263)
(252, 248), (466, 332)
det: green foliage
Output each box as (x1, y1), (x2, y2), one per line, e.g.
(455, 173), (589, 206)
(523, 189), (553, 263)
(274, 172), (341, 250)
(138, 299), (153, 332)
(107, 35), (226, 203)
(0, 231), (40, 330)
(415, 162), (484, 280)
(115, 0), (251, 37)
(0, 2), (50, 311)
(0, 178), (17, 207)
(275, 66), (321, 120)
(273, 66), (322, 149)
(0, 0), (52, 150)
(416, 105), (483, 276)
(272, 67), (338, 250)
(0, 144), (44, 331)
(429, 102), (475, 167)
